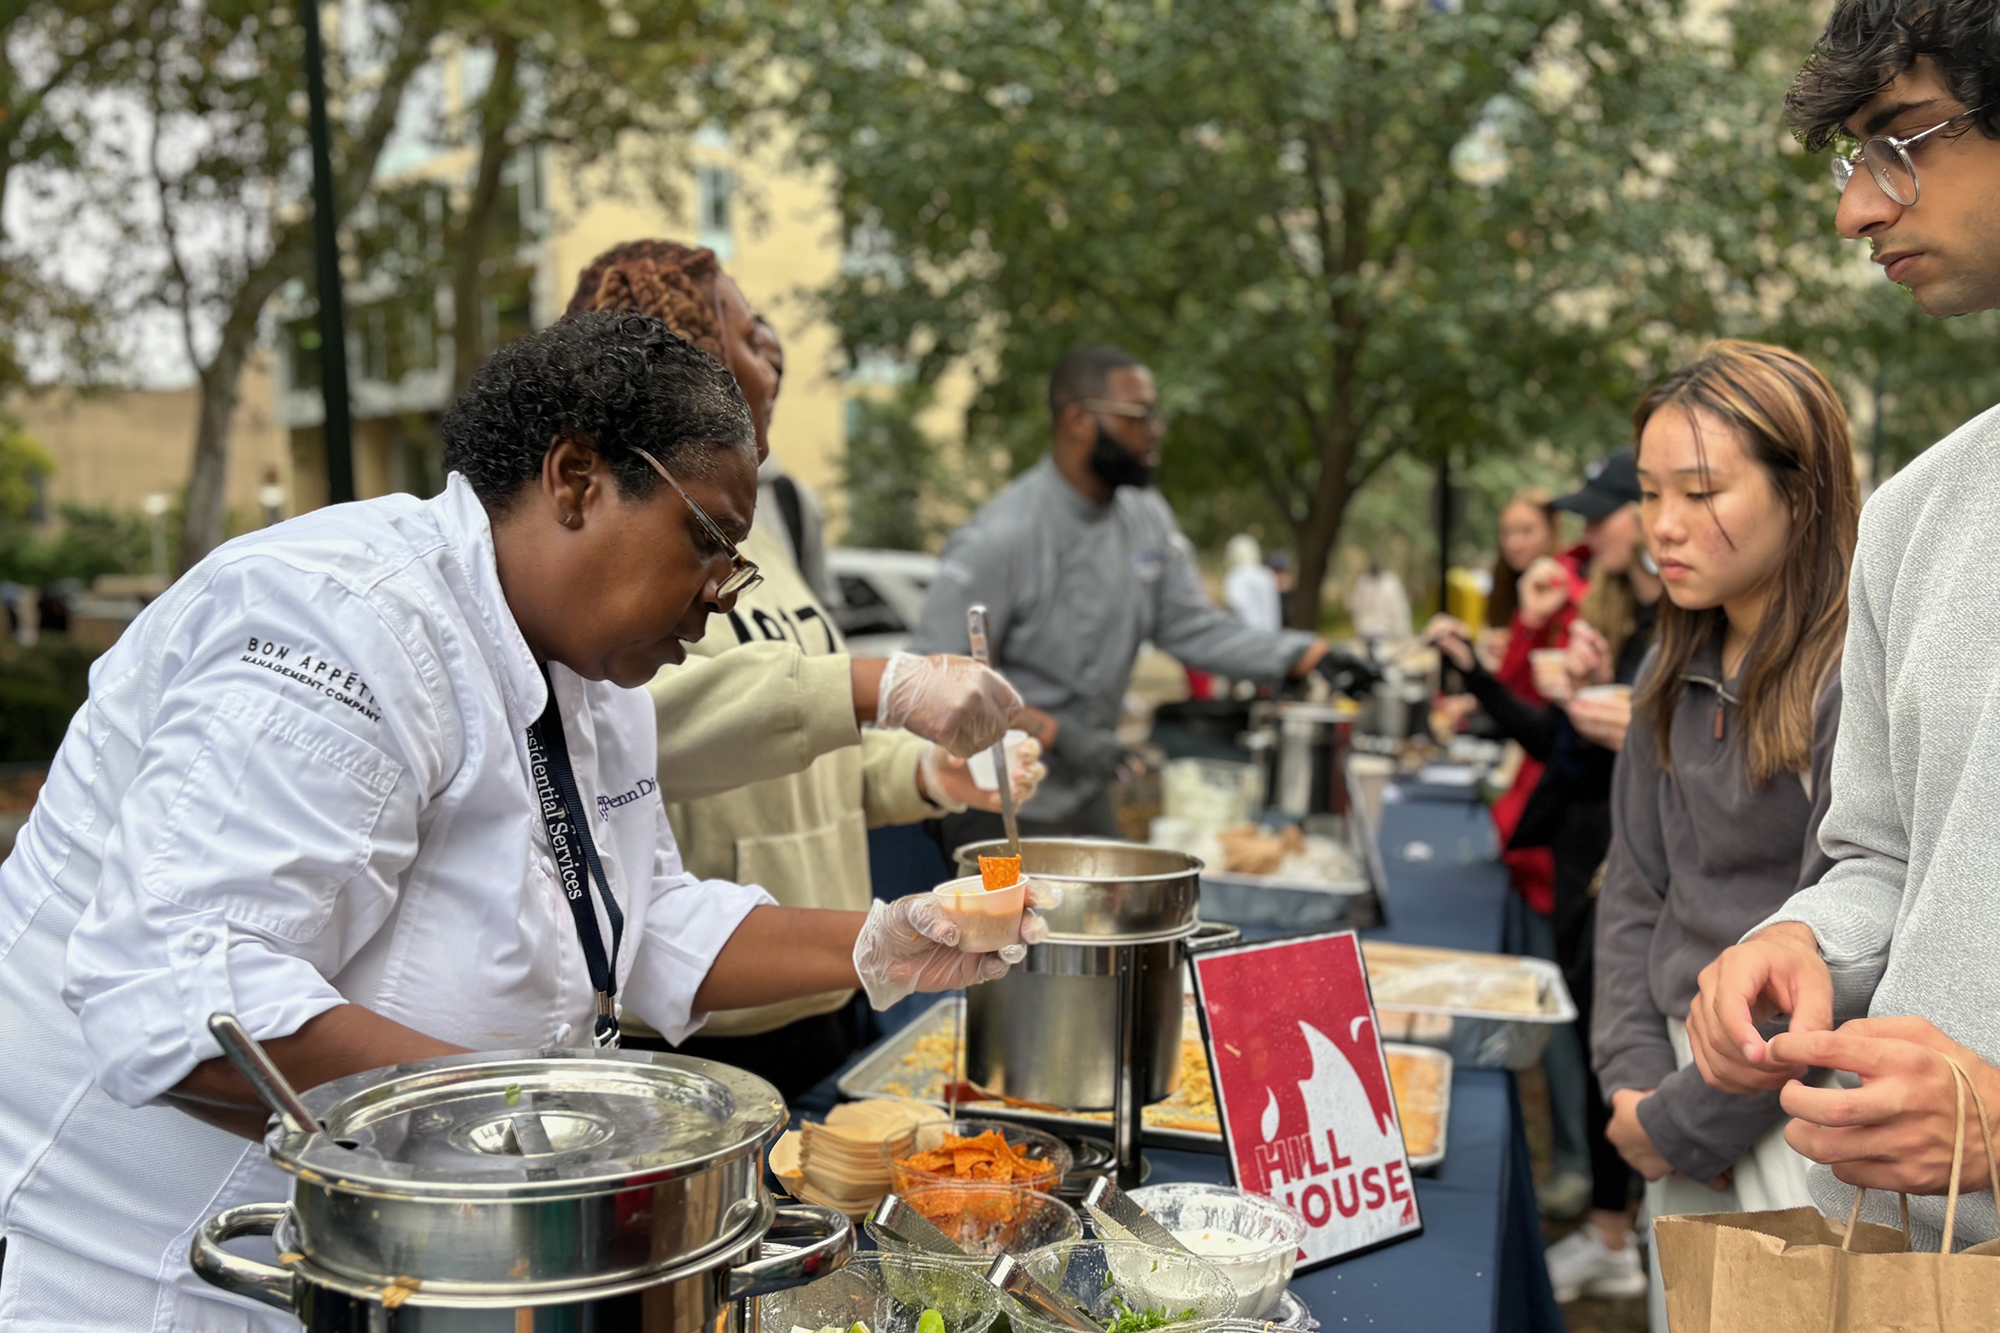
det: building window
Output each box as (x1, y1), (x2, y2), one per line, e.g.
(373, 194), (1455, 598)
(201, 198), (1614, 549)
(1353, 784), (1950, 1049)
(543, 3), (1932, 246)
(355, 300), (437, 384)
(287, 317), (323, 393)
(484, 266), (536, 353)
(697, 166), (734, 259)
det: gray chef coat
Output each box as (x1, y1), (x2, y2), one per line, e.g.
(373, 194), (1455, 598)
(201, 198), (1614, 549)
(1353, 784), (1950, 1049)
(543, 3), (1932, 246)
(911, 457), (1315, 820)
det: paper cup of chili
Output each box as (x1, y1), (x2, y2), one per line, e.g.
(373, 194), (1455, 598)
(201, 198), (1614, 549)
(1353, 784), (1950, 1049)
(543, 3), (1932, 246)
(931, 873), (1029, 953)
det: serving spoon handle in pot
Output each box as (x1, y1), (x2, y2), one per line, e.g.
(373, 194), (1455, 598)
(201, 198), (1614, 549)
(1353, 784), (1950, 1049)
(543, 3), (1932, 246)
(207, 1011), (323, 1140)
(965, 604), (1022, 860)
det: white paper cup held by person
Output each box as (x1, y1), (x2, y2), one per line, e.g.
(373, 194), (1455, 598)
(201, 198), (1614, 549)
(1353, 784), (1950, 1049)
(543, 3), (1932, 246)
(931, 874), (1031, 953)
(1530, 648), (1573, 701)
(967, 730), (1034, 791)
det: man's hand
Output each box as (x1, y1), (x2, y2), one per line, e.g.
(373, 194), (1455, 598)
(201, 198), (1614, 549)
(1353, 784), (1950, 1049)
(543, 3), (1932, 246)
(1771, 1019), (2000, 1196)
(1608, 1088), (1674, 1181)
(1687, 922), (1834, 1094)
(1014, 705), (1060, 752)
(1517, 556), (1573, 631)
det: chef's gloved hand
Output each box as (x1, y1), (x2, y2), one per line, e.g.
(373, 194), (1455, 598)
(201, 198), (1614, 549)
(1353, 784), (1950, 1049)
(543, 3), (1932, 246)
(1314, 648), (1381, 700)
(852, 884), (1061, 1011)
(1051, 722), (1153, 786)
(876, 652), (1024, 758)
(917, 735), (1046, 814)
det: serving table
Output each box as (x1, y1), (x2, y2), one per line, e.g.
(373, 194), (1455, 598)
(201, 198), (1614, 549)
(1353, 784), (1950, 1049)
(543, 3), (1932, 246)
(836, 788), (1566, 1333)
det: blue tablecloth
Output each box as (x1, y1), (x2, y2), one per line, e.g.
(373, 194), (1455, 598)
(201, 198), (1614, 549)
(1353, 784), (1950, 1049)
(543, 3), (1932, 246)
(839, 789), (1565, 1333)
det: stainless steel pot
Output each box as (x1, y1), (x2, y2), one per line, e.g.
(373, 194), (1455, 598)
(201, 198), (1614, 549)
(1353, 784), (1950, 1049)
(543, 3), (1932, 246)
(267, 1049), (784, 1290)
(964, 922), (1239, 1109)
(192, 1195), (851, 1332)
(953, 838), (1202, 943)
(1247, 701), (1354, 820)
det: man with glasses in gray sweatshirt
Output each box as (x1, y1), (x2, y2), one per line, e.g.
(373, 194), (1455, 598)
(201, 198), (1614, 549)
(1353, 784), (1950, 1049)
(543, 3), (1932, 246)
(1690, 1), (2000, 1250)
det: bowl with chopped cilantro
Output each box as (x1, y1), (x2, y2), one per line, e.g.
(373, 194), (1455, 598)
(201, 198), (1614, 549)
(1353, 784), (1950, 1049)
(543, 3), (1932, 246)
(1012, 1240), (1235, 1333)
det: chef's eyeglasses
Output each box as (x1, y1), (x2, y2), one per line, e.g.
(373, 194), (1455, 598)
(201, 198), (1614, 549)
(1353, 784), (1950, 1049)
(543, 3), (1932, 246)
(1078, 398), (1169, 430)
(632, 446), (763, 599)
(1830, 109), (1984, 207)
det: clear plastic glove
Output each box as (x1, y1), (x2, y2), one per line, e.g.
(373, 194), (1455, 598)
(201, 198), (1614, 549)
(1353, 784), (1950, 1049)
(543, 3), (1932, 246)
(852, 884), (1060, 1011)
(918, 736), (1046, 813)
(876, 652), (1023, 758)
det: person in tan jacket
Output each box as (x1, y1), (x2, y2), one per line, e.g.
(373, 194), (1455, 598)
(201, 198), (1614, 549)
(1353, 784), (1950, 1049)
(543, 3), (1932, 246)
(567, 240), (1044, 1094)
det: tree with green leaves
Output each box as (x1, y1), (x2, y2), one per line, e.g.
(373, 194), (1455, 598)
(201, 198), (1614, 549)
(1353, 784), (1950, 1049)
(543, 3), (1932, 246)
(767, 0), (2000, 625)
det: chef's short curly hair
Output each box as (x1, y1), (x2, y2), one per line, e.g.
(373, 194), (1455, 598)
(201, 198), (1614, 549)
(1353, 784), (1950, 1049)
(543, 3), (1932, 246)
(441, 310), (752, 513)
(1787, 0), (2000, 152)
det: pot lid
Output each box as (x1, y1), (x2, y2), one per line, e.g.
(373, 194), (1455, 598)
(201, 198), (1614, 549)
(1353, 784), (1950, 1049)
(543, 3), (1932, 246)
(272, 1049), (785, 1201)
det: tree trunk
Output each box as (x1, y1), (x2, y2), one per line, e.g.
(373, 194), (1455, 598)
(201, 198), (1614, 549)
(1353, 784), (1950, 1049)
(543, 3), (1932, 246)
(448, 32), (521, 402)
(179, 261), (291, 569)
(1288, 478), (1354, 632)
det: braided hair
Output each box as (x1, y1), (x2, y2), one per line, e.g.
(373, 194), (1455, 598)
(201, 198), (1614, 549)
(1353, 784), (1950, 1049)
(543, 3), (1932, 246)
(564, 239), (726, 359)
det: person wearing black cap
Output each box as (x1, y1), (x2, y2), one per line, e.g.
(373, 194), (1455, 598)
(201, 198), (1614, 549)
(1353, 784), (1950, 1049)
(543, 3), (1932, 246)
(1427, 447), (1658, 1300)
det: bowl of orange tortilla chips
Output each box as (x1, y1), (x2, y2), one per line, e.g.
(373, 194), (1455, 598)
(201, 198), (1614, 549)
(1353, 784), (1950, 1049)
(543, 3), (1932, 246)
(887, 1118), (1072, 1196)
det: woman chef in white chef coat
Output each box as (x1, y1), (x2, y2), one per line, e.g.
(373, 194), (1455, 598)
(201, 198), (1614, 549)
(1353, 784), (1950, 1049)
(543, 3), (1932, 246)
(0, 312), (1042, 1332)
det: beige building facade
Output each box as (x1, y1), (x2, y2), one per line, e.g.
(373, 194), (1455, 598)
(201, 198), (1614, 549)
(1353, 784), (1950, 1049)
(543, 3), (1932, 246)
(12, 353), (295, 530)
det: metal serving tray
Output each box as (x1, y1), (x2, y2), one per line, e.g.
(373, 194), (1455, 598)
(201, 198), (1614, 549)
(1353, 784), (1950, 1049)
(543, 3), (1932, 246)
(1197, 870), (1376, 932)
(1382, 1042), (1452, 1174)
(1368, 951), (1578, 1071)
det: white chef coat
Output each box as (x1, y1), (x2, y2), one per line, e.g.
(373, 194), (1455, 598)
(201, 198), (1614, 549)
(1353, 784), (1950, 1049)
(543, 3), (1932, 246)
(0, 474), (772, 1332)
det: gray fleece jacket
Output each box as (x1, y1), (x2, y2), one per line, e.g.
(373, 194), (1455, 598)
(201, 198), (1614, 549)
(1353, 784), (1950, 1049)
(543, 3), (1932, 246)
(1593, 638), (1840, 1184)
(1760, 403), (2000, 1251)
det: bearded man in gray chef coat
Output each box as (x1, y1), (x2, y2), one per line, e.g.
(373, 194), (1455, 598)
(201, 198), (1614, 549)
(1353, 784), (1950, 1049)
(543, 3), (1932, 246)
(913, 344), (1371, 849)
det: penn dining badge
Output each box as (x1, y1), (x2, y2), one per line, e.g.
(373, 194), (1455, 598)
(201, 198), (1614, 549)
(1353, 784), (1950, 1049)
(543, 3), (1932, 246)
(1190, 929), (1422, 1269)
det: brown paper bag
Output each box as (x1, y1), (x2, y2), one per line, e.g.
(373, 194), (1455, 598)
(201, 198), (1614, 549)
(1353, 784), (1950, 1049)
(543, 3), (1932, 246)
(1657, 1056), (2000, 1333)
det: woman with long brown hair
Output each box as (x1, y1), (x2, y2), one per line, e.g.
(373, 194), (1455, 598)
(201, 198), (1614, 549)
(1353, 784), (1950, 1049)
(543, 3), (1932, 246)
(1590, 340), (1858, 1330)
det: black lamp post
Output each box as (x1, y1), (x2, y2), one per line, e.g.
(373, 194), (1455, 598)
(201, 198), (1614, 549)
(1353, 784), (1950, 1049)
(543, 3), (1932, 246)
(302, 0), (355, 505)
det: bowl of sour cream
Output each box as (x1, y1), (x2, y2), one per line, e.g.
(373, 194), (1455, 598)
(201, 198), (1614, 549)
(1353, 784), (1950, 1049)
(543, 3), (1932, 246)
(1126, 1184), (1308, 1318)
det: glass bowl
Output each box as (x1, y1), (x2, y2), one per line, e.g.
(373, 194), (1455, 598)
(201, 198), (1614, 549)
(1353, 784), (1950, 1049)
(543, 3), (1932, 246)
(1126, 1184), (1306, 1319)
(867, 1183), (1083, 1267)
(758, 1252), (1004, 1333)
(886, 1118), (1073, 1195)
(1013, 1238), (1236, 1333)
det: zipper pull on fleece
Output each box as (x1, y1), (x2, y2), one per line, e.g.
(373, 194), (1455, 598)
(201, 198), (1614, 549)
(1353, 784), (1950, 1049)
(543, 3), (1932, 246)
(1714, 701), (1725, 742)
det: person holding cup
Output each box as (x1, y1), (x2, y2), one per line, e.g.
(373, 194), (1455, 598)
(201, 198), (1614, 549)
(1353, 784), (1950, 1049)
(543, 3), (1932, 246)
(1592, 341), (1857, 1330)
(1425, 448), (1661, 1292)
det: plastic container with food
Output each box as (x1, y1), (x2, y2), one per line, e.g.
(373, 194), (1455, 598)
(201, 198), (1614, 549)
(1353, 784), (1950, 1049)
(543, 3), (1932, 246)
(867, 1182), (1082, 1266)
(887, 1119), (1072, 1196)
(1014, 1238), (1237, 1333)
(1124, 1183), (1306, 1318)
(758, 1252), (1004, 1333)
(931, 873), (1029, 953)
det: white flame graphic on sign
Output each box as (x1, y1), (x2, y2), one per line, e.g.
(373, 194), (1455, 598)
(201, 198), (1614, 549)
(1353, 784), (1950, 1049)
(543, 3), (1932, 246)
(1260, 1086), (1282, 1142)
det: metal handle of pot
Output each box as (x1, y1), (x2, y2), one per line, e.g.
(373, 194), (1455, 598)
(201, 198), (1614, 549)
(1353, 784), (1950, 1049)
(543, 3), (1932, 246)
(189, 1202), (296, 1313)
(725, 1202), (854, 1301)
(1184, 922), (1243, 953)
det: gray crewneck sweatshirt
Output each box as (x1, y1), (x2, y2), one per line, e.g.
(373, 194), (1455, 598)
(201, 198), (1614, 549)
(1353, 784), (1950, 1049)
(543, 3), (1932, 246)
(1759, 402), (2000, 1251)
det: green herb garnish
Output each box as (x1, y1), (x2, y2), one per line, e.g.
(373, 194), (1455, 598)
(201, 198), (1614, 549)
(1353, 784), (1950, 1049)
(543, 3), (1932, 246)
(504, 1083), (523, 1106)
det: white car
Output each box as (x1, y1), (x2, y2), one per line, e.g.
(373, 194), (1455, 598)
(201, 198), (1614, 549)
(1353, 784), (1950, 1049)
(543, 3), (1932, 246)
(825, 547), (939, 659)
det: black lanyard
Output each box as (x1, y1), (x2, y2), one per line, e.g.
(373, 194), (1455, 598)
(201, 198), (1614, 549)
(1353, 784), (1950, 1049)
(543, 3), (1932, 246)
(525, 667), (624, 1047)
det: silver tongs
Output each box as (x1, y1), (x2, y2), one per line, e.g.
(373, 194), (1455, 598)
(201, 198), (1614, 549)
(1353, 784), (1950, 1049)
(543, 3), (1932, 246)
(1083, 1177), (1189, 1253)
(869, 1194), (967, 1258)
(984, 1253), (1104, 1333)
(966, 603), (1021, 859)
